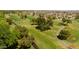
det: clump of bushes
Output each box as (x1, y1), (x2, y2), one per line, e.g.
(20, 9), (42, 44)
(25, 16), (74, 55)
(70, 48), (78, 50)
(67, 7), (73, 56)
(0, 20), (17, 48)
(14, 26), (34, 49)
(0, 19), (35, 49)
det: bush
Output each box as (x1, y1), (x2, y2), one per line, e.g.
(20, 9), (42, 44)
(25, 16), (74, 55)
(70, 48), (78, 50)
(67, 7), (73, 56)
(61, 17), (72, 26)
(57, 27), (71, 40)
(17, 36), (33, 49)
(14, 26), (34, 49)
(0, 20), (17, 48)
(0, 20), (35, 49)
(35, 15), (53, 31)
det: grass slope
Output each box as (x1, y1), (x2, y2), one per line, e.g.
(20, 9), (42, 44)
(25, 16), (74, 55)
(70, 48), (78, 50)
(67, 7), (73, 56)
(17, 18), (79, 48)
(19, 19), (63, 48)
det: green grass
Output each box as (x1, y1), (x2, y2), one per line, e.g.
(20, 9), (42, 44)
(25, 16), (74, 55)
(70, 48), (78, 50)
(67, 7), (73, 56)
(16, 18), (79, 48)
(18, 19), (63, 48)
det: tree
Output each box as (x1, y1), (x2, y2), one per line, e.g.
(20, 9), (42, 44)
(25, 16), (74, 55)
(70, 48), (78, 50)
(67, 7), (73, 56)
(0, 19), (35, 49)
(57, 27), (71, 40)
(61, 17), (72, 26)
(35, 15), (53, 31)
(6, 18), (13, 25)
(0, 20), (17, 48)
(14, 26), (34, 49)
(17, 35), (34, 49)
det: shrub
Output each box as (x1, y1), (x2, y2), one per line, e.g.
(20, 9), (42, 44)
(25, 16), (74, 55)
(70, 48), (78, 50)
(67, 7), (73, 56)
(61, 17), (72, 26)
(57, 27), (71, 40)
(0, 20), (17, 48)
(14, 26), (34, 49)
(35, 15), (53, 31)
